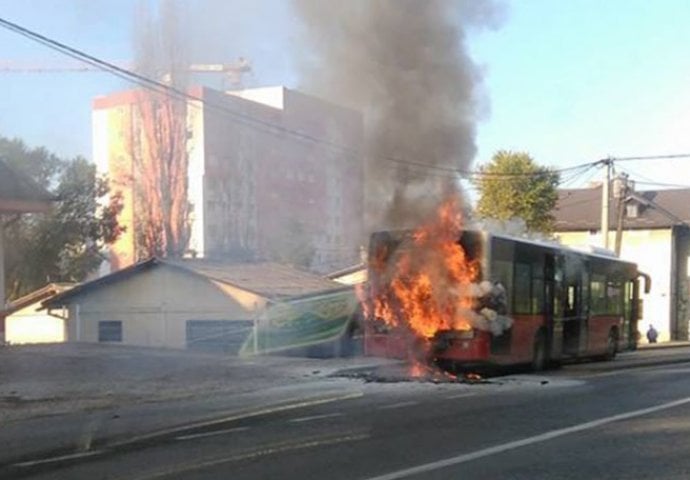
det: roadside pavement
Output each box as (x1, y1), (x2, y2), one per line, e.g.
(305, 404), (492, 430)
(2, 341), (690, 467)
(556, 341), (690, 375)
(0, 343), (395, 466)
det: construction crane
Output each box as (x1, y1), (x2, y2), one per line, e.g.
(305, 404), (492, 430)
(0, 57), (252, 89)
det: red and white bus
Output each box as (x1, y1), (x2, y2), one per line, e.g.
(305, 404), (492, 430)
(364, 230), (650, 370)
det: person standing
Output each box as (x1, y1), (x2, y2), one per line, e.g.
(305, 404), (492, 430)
(646, 324), (658, 344)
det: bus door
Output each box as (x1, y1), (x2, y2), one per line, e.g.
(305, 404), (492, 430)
(545, 254), (563, 361)
(622, 279), (635, 350)
(629, 272), (651, 350)
(560, 255), (588, 356)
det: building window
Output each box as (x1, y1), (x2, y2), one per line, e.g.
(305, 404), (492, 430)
(98, 321), (122, 342)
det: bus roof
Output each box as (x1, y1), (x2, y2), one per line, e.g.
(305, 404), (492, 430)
(480, 231), (636, 267)
(369, 229), (636, 268)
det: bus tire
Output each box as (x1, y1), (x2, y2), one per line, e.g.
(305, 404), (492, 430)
(531, 331), (548, 372)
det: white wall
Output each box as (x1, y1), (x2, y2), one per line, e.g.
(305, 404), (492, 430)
(6, 302), (65, 344)
(65, 265), (265, 349)
(187, 99), (206, 257)
(226, 86), (285, 110)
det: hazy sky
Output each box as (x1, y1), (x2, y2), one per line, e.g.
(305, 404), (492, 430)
(1, 0), (689, 189)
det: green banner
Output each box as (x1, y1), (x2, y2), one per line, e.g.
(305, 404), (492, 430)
(239, 287), (359, 356)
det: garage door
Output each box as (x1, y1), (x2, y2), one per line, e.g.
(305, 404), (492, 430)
(185, 320), (253, 354)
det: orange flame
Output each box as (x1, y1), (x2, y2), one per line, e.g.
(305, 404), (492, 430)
(368, 196), (480, 342)
(409, 361), (426, 378)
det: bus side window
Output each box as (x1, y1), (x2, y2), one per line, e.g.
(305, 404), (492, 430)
(607, 280), (623, 315)
(532, 276), (545, 314)
(591, 273), (607, 315)
(566, 285), (577, 316)
(624, 281), (634, 319)
(514, 262), (531, 314)
(492, 260), (513, 314)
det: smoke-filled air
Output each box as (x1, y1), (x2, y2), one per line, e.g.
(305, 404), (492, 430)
(293, 0), (500, 230)
(295, 0), (510, 349)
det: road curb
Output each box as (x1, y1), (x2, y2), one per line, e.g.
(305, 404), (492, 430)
(637, 342), (690, 351)
(571, 354), (690, 376)
(606, 356), (690, 371)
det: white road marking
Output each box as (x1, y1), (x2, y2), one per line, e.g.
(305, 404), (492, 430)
(175, 427), (249, 441)
(580, 361), (690, 378)
(363, 395), (690, 480)
(445, 392), (476, 400)
(129, 432), (371, 480)
(106, 390), (363, 449)
(13, 450), (103, 468)
(288, 412), (344, 423)
(378, 401), (418, 410)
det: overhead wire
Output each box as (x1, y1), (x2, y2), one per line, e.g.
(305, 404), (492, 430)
(0, 15), (617, 182)
(0, 16), (367, 160)
(610, 153), (690, 162)
(617, 165), (690, 190)
(5, 16), (690, 189)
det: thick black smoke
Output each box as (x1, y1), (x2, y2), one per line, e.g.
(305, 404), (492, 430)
(293, 0), (503, 230)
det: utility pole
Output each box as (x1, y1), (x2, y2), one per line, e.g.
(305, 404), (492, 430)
(614, 173), (629, 256)
(601, 158), (612, 249)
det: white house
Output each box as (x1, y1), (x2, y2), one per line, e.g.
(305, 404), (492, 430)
(554, 185), (690, 342)
(0, 158), (55, 342)
(42, 258), (346, 354)
(3, 284), (73, 344)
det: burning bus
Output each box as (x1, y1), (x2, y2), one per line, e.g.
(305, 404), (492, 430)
(361, 201), (650, 371)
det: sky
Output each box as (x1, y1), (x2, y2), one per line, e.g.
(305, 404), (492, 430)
(1, 0), (689, 190)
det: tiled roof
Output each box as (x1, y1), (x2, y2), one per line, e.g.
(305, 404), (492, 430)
(43, 258), (346, 308)
(555, 186), (690, 231)
(3, 283), (74, 315)
(169, 259), (346, 299)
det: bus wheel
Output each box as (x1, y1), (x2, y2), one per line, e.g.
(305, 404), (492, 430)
(604, 329), (618, 361)
(531, 331), (548, 372)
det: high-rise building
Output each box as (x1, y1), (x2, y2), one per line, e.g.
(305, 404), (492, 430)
(92, 85), (364, 272)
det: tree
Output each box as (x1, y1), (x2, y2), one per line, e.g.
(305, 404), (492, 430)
(131, 92), (191, 259)
(474, 151), (560, 233)
(130, 1), (191, 259)
(1, 137), (123, 300)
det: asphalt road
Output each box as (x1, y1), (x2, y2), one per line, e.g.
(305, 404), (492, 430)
(8, 358), (690, 480)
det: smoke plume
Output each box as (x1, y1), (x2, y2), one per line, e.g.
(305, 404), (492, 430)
(293, 0), (502, 230)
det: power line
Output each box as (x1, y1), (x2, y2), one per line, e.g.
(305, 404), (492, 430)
(0, 16), (627, 182)
(391, 156), (597, 178)
(556, 163), (600, 187)
(609, 153), (690, 162)
(0, 16), (366, 159)
(1, 15), (562, 179)
(617, 166), (690, 189)
(7, 16), (689, 184)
